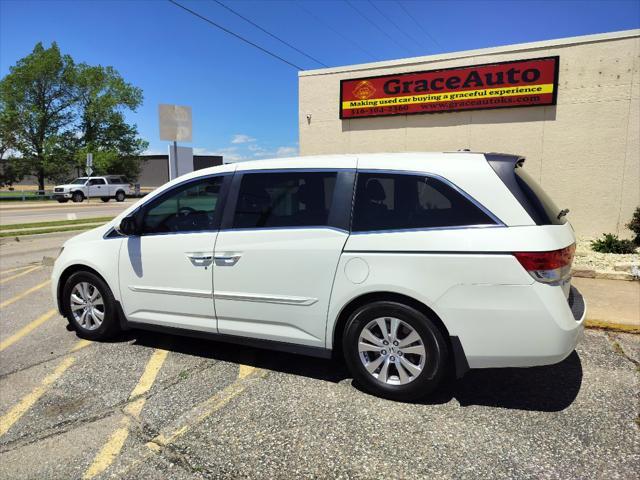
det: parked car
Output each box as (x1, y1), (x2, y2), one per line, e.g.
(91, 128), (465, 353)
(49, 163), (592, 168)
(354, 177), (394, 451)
(51, 153), (585, 401)
(53, 176), (131, 203)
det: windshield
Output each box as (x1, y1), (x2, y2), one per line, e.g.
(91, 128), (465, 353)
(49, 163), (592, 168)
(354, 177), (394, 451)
(69, 178), (88, 185)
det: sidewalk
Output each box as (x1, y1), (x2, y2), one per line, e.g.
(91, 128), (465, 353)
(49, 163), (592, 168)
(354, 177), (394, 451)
(573, 277), (640, 332)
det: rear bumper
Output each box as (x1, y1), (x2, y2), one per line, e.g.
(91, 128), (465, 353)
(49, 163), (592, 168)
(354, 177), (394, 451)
(436, 282), (585, 369)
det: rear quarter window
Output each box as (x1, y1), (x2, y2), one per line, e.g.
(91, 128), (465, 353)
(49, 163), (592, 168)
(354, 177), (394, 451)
(487, 154), (566, 226)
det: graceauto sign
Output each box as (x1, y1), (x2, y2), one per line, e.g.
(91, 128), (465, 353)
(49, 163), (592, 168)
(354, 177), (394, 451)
(339, 57), (559, 119)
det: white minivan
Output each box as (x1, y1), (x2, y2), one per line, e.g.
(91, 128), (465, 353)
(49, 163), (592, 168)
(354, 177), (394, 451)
(52, 153), (585, 400)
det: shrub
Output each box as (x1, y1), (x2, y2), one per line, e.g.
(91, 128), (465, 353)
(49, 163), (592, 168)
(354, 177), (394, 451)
(626, 207), (640, 245)
(591, 233), (637, 254)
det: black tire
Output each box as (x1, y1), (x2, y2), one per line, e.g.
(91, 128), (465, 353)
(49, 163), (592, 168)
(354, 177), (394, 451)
(343, 301), (448, 402)
(62, 271), (121, 340)
(72, 191), (84, 203)
(115, 191), (125, 202)
(101, 197), (110, 202)
(57, 199), (69, 203)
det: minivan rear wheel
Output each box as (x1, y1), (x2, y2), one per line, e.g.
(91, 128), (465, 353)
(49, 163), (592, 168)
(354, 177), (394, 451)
(62, 271), (120, 340)
(343, 301), (448, 401)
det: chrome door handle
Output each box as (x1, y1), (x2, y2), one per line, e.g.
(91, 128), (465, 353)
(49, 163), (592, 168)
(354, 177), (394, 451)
(214, 255), (242, 266)
(185, 253), (213, 267)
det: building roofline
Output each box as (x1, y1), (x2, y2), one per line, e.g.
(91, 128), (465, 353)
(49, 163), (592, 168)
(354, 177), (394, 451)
(299, 29), (640, 77)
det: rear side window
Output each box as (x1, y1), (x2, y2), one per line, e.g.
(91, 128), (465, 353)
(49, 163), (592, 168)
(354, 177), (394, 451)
(352, 173), (496, 232)
(233, 171), (337, 229)
(514, 166), (566, 225)
(107, 176), (125, 184)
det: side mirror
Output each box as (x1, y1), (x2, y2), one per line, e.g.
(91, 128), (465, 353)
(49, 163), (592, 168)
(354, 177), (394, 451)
(117, 214), (140, 236)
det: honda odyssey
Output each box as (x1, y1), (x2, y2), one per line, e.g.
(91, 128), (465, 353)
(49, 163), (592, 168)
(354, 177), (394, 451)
(52, 152), (585, 401)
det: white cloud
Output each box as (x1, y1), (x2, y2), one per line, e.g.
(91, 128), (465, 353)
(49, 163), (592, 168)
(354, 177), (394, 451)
(194, 147), (237, 156)
(276, 146), (298, 157)
(231, 134), (256, 144)
(142, 148), (165, 155)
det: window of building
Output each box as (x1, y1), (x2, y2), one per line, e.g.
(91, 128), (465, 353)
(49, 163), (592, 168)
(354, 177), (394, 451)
(142, 176), (223, 234)
(352, 172), (496, 232)
(233, 171), (337, 229)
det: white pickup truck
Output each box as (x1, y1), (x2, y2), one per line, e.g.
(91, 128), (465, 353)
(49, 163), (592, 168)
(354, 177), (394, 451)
(53, 176), (132, 203)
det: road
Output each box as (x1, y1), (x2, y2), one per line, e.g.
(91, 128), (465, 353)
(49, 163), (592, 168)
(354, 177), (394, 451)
(0, 238), (638, 479)
(0, 199), (138, 225)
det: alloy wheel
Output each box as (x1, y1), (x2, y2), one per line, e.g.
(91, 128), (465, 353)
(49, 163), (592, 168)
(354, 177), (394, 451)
(70, 282), (105, 330)
(358, 317), (427, 385)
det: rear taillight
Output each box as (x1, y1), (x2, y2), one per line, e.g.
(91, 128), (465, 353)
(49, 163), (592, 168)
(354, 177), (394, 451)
(513, 244), (575, 284)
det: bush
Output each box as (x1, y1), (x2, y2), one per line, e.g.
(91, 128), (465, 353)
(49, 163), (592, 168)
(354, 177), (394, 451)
(591, 233), (637, 254)
(626, 207), (640, 245)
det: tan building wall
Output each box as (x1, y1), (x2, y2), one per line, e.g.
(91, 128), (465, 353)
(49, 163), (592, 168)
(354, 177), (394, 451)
(298, 30), (640, 239)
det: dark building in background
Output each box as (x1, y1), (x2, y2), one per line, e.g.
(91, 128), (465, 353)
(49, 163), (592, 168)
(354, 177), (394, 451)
(2, 154), (223, 189)
(136, 154), (223, 187)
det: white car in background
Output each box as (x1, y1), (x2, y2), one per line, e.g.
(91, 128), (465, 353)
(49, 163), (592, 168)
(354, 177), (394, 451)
(53, 175), (131, 203)
(51, 152), (585, 401)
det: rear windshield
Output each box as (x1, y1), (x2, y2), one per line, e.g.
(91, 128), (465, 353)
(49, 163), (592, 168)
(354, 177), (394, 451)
(487, 154), (567, 225)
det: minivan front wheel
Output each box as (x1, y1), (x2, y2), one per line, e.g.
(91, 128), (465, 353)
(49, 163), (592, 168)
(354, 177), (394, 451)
(343, 301), (448, 401)
(62, 271), (120, 340)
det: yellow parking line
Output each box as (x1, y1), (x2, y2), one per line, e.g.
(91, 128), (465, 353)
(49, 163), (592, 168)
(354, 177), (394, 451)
(0, 279), (51, 309)
(0, 264), (37, 276)
(0, 265), (42, 285)
(115, 364), (263, 477)
(0, 308), (57, 352)
(0, 339), (91, 437)
(83, 349), (169, 480)
(147, 365), (262, 451)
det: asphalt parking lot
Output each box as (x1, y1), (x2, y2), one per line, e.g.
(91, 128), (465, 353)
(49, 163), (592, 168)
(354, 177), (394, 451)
(0, 251), (639, 479)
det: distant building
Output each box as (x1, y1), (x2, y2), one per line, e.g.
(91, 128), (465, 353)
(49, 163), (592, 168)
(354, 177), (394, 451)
(138, 154), (223, 187)
(1, 154), (223, 189)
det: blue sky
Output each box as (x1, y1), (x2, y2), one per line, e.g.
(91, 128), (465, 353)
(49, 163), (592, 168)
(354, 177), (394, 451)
(1, 0), (639, 161)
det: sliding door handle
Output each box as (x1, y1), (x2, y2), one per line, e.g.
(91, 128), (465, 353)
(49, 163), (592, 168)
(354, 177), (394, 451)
(185, 253), (213, 267)
(214, 255), (242, 266)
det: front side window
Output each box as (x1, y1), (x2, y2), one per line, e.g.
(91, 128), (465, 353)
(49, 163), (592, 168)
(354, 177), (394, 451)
(352, 172), (496, 232)
(233, 171), (337, 229)
(141, 176), (224, 234)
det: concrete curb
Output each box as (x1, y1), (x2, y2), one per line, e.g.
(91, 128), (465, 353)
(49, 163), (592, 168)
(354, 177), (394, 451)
(573, 268), (639, 281)
(585, 319), (640, 334)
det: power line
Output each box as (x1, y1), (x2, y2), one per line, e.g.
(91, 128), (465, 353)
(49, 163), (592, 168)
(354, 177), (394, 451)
(211, 0), (328, 68)
(366, 0), (425, 54)
(343, 0), (413, 55)
(394, 0), (441, 49)
(296, 2), (376, 60)
(168, 0), (302, 70)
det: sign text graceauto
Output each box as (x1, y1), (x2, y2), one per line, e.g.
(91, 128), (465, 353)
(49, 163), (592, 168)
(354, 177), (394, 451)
(339, 57), (559, 119)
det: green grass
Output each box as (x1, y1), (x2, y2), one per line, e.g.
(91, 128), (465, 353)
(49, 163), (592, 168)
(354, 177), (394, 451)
(0, 224), (104, 238)
(0, 191), (41, 197)
(0, 216), (114, 231)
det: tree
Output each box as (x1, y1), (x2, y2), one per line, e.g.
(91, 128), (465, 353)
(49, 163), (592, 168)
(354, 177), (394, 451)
(74, 64), (147, 180)
(0, 42), (148, 189)
(0, 42), (77, 191)
(0, 104), (24, 186)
